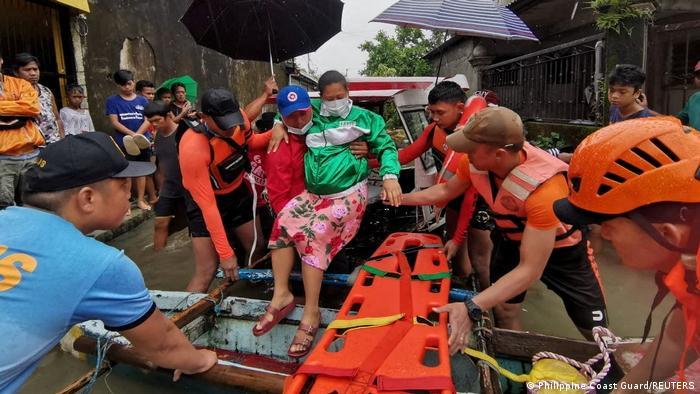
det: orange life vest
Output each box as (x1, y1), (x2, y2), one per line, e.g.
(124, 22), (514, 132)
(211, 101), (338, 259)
(468, 142), (582, 248)
(663, 249), (700, 384)
(187, 113), (252, 193)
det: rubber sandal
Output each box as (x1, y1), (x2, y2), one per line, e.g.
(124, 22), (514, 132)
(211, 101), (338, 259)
(252, 299), (296, 337)
(123, 135), (140, 156)
(132, 134), (151, 149)
(288, 322), (319, 358)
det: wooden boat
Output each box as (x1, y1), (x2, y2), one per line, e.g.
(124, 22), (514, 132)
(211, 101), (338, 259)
(63, 289), (652, 394)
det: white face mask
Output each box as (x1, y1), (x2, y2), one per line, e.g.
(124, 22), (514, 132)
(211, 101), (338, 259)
(321, 97), (353, 118)
(285, 119), (313, 135)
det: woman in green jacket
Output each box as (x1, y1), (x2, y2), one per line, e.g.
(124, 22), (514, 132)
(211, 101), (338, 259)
(254, 71), (402, 358)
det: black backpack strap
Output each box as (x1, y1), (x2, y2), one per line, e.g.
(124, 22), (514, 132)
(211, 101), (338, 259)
(641, 271), (671, 343)
(182, 117), (207, 134)
(216, 133), (247, 155)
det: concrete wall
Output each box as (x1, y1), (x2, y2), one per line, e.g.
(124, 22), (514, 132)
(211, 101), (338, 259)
(77, 0), (285, 132)
(429, 39), (480, 92)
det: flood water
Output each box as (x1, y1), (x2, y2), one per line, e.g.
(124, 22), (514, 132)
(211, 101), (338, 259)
(21, 216), (674, 393)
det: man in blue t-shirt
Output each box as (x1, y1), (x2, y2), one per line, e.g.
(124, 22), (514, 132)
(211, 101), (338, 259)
(106, 69), (153, 211)
(0, 133), (217, 393)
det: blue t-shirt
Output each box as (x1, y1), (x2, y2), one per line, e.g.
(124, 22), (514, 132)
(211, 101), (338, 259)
(105, 94), (149, 146)
(0, 207), (155, 393)
(609, 105), (654, 123)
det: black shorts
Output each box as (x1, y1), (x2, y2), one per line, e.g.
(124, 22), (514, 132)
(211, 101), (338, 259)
(490, 233), (608, 330)
(470, 196), (495, 231)
(185, 183), (255, 238)
(154, 195), (187, 218)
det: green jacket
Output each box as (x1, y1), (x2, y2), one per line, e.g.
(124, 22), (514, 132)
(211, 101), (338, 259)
(304, 100), (400, 195)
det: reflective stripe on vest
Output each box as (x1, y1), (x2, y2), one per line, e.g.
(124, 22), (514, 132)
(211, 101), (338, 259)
(469, 142), (581, 248)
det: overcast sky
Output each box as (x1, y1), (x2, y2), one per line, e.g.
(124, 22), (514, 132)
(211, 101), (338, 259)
(296, 0), (399, 77)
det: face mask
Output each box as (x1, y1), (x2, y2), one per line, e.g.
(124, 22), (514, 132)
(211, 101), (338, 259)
(321, 97), (352, 118)
(285, 119), (313, 135)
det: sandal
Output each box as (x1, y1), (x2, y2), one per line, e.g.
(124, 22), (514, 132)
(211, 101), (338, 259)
(287, 322), (319, 358)
(122, 135), (140, 156)
(132, 133), (152, 149)
(252, 300), (296, 337)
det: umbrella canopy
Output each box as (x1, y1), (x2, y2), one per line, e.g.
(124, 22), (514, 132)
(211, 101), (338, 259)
(180, 0), (344, 64)
(159, 75), (198, 103)
(371, 0), (538, 42)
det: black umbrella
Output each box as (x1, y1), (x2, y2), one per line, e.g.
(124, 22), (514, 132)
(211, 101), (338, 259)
(181, 0), (344, 75)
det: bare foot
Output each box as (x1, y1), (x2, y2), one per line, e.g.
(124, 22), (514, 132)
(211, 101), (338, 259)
(136, 200), (151, 211)
(148, 196), (159, 205)
(255, 291), (295, 330)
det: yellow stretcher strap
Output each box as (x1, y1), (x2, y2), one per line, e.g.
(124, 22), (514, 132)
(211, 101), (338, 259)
(462, 347), (530, 383)
(328, 313), (405, 332)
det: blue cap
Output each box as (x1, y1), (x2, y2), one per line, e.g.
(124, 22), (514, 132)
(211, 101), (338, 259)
(277, 85), (311, 117)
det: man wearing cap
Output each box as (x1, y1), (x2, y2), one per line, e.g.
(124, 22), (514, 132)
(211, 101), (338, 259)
(677, 60), (700, 131)
(178, 88), (271, 282)
(401, 106), (608, 352)
(553, 117), (699, 390)
(0, 133), (217, 392)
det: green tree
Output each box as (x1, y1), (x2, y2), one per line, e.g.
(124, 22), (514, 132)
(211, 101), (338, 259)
(359, 27), (445, 77)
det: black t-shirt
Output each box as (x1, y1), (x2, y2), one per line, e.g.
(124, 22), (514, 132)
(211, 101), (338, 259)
(155, 122), (188, 198)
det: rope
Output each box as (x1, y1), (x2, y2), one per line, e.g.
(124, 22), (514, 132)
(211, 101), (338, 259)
(463, 326), (619, 394)
(247, 172), (258, 268)
(81, 333), (118, 394)
(529, 326), (619, 393)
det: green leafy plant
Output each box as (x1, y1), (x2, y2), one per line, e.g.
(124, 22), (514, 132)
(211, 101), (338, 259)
(530, 132), (567, 150)
(359, 27), (446, 77)
(589, 0), (653, 36)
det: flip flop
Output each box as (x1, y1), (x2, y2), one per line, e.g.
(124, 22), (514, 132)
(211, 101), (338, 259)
(288, 322), (319, 358)
(132, 134), (151, 149)
(122, 135), (140, 156)
(252, 299), (297, 337)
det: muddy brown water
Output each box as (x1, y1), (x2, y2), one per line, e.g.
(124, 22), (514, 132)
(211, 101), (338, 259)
(21, 218), (674, 393)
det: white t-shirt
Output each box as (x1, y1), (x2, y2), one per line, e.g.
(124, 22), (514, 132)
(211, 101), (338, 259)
(59, 107), (95, 136)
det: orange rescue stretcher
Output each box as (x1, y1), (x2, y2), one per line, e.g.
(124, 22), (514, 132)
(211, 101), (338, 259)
(285, 233), (455, 393)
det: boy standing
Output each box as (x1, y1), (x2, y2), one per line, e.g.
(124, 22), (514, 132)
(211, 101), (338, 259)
(59, 84), (94, 136)
(105, 69), (152, 211)
(144, 101), (189, 250)
(136, 80), (156, 102)
(608, 64), (655, 123)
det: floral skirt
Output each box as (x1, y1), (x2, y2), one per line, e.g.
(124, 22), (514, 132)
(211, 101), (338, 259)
(267, 182), (368, 271)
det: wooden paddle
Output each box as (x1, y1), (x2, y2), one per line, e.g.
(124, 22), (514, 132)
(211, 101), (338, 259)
(56, 279), (235, 394)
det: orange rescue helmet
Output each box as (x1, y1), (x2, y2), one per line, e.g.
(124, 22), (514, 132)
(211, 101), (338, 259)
(554, 117), (700, 226)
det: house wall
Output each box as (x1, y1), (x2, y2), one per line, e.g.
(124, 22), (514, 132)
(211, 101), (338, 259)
(75, 0), (286, 132)
(430, 39), (480, 91)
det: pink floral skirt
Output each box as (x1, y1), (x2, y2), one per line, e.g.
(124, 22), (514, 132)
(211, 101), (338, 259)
(267, 182), (368, 271)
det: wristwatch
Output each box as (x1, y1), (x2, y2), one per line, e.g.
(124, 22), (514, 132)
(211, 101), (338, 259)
(464, 298), (483, 323)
